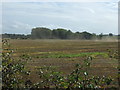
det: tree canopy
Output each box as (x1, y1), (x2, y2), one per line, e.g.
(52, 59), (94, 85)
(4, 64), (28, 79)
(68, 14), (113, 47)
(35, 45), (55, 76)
(31, 27), (97, 40)
(2, 27), (118, 40)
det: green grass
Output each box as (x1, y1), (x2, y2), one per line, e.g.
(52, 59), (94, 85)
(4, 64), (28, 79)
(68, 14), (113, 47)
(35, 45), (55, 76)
(35, 52), (108, 58)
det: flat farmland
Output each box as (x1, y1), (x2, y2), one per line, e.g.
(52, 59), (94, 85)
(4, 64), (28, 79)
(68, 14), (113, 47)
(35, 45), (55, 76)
(9, 39), (118, 84)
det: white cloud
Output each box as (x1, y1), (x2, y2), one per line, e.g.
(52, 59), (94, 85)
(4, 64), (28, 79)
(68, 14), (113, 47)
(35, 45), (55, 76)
(3, 21), (33, 34)
(86, 8), (95, 14)
(12, 21), (32, 30)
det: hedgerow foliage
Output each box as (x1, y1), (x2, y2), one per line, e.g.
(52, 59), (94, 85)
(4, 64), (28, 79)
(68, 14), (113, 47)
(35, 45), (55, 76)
(34, 57), (113, 89)
(2, 39), (31, 89)
(2, 39), (117, 89)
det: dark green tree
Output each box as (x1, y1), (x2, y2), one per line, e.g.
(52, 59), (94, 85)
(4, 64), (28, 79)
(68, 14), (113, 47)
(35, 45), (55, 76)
(109, 33), (113, 37)
(98, 33), (103, 40)
(81, 31), (93, 40)
(31, 27), (52, 39)
(66, 30), (74, 39)
(52, 28), (68, 39)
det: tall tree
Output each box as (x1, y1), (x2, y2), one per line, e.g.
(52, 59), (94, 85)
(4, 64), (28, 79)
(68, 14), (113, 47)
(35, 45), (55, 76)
(31, 27), (52, 39)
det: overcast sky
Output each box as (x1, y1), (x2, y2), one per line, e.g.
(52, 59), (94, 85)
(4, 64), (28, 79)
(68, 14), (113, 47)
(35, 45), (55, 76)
(2, 1), (118, 35)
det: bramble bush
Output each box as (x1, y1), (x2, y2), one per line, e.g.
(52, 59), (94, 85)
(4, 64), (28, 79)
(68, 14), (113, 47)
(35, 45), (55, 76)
(2, 39), (117, 89)
(35, 56), (113, 89)
(2, 39), (31, 89)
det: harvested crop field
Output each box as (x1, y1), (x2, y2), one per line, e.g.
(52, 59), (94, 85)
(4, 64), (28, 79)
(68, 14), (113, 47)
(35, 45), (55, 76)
(8, 39), (118, 85)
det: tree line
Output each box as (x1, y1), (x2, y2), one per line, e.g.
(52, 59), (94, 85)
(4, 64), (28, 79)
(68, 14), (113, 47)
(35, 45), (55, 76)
(2, 27), (119, 40)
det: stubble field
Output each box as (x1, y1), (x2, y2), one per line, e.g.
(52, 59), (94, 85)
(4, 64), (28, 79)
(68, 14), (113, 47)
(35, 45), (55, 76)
(8, 39), (118, 85)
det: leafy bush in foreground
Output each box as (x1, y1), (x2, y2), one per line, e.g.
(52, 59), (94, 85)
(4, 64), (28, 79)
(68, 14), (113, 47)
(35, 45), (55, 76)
(2, 39), (31, 89)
